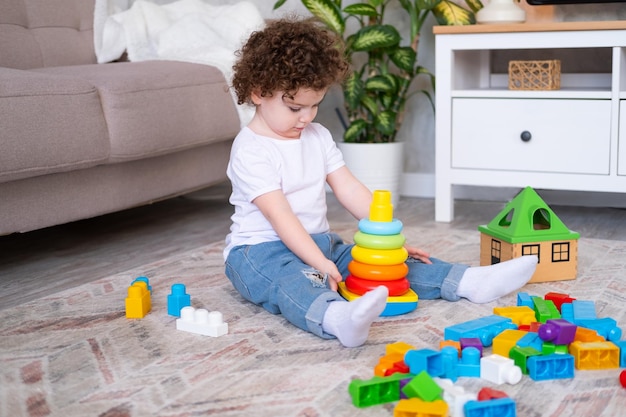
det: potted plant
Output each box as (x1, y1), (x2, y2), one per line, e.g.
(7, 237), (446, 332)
(274, 0), (481, 200)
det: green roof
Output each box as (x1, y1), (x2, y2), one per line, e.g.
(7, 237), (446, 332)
(478, 187), (580, 243)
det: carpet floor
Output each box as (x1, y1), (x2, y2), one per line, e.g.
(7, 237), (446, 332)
(1, 224), (625, 417)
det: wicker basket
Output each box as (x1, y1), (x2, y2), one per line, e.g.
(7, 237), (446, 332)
(508, 60), (561, 90)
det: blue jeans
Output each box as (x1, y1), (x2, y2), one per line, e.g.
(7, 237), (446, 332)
(224, 233), (468, 339)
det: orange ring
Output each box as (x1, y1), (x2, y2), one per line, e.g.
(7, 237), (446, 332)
(348, 260), (408, 281)
(345, 275), (410, 296)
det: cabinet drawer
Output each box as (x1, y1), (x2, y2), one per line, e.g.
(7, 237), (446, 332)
(451, 98), (611, 175)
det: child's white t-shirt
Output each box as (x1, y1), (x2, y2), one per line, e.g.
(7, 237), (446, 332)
(223, 122), (345, 261)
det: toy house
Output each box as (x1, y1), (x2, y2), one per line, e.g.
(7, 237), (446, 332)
(478, 187), (580, 283)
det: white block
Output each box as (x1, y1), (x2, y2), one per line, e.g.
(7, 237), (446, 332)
(176, 306), (228, 337)
(480, 354), (522, 385)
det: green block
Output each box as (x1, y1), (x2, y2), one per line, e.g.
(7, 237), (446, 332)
(402, 370), (442, 402)
(348, 373), (408, 408)
(510, 346), (542, 374)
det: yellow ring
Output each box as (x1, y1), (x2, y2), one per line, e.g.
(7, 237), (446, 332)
(353, 231), (405, 250)
(351, 246), (408, 266)
(348, 260), (408, 281)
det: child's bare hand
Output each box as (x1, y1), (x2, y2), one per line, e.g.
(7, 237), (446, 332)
(406, 245), (432, 264)
(319, 259), (343, 291)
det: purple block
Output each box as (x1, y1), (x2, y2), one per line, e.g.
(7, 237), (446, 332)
(460, 337), (483, 356)
(538, 318), (577, 345)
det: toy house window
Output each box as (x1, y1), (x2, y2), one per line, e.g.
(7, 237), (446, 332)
(552, 242), (570, 262)
(532, 208), (551, 230)
(522, 244), (540, 263)
(490, 239), (501, 264)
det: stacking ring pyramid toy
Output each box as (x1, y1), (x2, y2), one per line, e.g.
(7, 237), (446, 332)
(338, 190), (418, 316)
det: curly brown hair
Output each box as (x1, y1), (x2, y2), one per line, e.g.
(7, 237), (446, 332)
(231, 17), (350, 105)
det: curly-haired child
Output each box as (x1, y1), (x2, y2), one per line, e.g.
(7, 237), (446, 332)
(224, 18), (537, 348)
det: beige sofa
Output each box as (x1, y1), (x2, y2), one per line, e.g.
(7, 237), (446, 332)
(0, 0), (241, 235)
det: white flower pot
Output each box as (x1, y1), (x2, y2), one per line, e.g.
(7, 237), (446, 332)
(477, 0), (526, 24)
(337, 141), (405, 206)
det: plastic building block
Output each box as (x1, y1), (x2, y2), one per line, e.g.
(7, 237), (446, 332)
(544, 292), (575, 311)
(433, 377), (477, 417)
(349, 373), (409, 407)
(125, 281), (151, 319)
(167, 283), (191, 317)
(541, 342), (569, 356)
(444, 315), (517, 347)
(441, 346), (459, 382)
(538, 318), (577, 345)
(527, 353), (575, 381)
(493, 306), (536, 327)
(440, 340), (461, 353)
(569, 341), (620, 370)
(402, 370), (442, 402)
(572, 326), (604, 343)
(132, 276), (152, 293)
(394, 398), (448, 417)
(576, 318), (622, 342)
(387, 341), (416, 357)
(176, 306), (228, 337)
(515, 332), (543, 352)
(620, 370), (626, 388)
(480, 354), (522, 385)
(572, 300), (597, 320)
(405, 349), (443, 377)
(516, 292), (533, 308)
(492, 329), (527, 358)
(375, 355), (409, 377)
(614, 340), (626, 367)
(457, 347), (481, 377)
(460, 337), (483, 356)
(509, 346), (541, 374)
(532, 296), (559, 323)
(477, 387), (509, 401)
(464, 398), (516, 417)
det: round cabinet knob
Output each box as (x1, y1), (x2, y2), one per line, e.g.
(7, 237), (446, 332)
(520, 131), (532, 142)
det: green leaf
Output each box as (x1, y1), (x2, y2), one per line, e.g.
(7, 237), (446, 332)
(344, 4), (378, 17)
(417, 0), (442, 10)
(368, 0), (384, 7)
(343, 73), (364, 111)
(273, 0), (288, 10)
(464, 0), (484, 14)
(344, 119), (368, 142)
(302, 0), (346, 34)
(375, 111), (397, 136)
(432, 0), (476, 25)
(389, 47), (417, 73)
(365, 75), (396, 93)
(351, 25), (400, 51)
(360, 95), (378, 117)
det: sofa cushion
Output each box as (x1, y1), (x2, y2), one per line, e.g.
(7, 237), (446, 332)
(35, 61), (241, 162)
(0, 67), (110, 184)
(0, 0), (96, 69)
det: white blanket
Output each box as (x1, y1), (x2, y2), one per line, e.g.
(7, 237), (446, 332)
(94, 0), (265, 127)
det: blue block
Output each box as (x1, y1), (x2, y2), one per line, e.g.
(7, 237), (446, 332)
(464, 398), (516, 417)
(517, 292), (533, 308)
(167, 283), (191, 317)
(560, 303), (574, 322)
(457, 347), (480, 378)
(516, 332), (543, 352)
(132, 276), (152, 293)
(404, 349), (443, 377)
(572, 300), (596, 320)
(440, 346), (459, 382)
(527, 354), (575, 381)
(444, 315), (517, 347)
(577, 318), (622, 342)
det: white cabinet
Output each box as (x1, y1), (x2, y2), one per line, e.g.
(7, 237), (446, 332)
(434, 21), (626, 222)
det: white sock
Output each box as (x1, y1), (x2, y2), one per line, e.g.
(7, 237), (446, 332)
(456, 255), (538, 304)
(322, 286), (389, 348)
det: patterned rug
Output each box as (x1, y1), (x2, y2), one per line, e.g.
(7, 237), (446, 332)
(1, 224), (625, 417)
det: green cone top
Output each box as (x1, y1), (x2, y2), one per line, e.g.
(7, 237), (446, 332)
(478, 187), (580, 243)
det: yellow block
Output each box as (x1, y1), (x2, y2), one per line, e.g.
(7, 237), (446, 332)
(493, 306), (537, 327)
(569, 341), (620, 370)
(492, 329), (528, 358)
(125, 281), (151, 319)
(394, 398), (448, 417)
